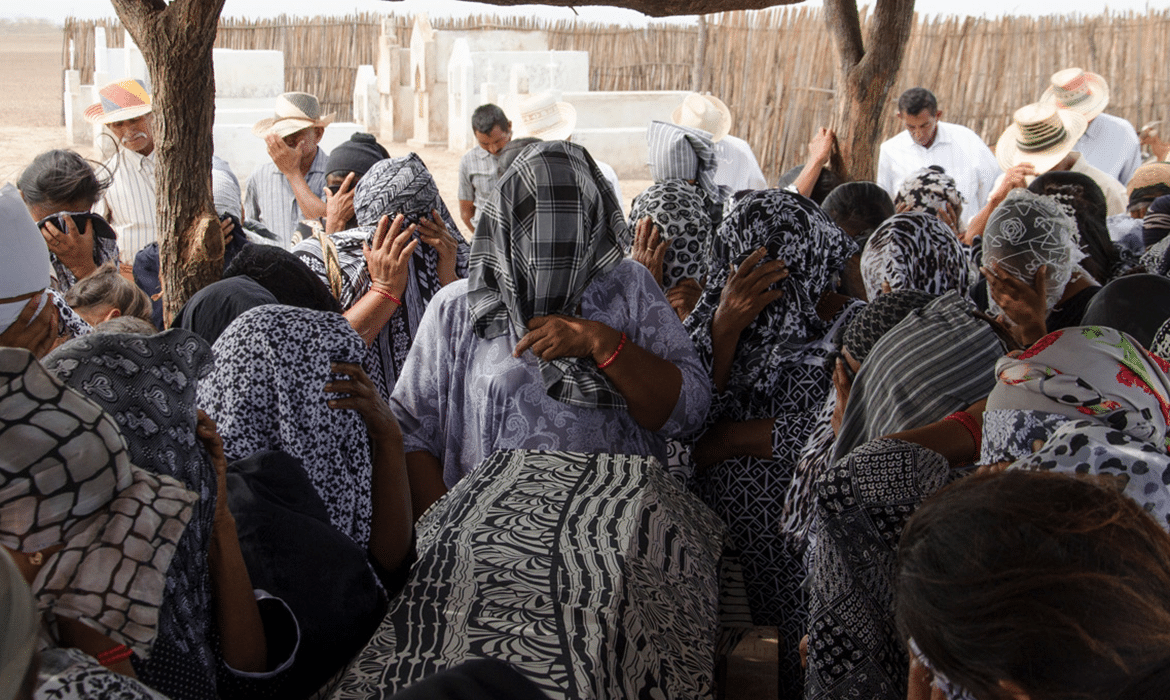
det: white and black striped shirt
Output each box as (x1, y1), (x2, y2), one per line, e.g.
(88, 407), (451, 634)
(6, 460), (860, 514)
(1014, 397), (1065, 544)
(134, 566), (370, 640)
(98, 148), (157, 263)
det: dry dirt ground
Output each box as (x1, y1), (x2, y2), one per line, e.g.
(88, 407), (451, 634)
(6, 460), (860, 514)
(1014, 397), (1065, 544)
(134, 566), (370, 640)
(0, 19), (777, 699)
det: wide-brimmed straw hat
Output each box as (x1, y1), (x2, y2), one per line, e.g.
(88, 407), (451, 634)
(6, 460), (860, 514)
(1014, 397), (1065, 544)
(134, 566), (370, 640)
(518, 92), (577, 141)
(1040, 68), (1110, 121)
(84, 79), (152, 125)
(252, 92), (335, 139)
(996, 102), (1088, 174)
(672, 92), (732, 143)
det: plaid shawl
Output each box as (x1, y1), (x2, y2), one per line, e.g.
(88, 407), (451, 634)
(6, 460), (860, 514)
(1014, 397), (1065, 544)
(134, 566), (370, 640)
(468, 141), (630, 409)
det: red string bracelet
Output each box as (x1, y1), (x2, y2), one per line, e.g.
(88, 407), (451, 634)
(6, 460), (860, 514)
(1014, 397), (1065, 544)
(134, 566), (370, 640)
(369, 285), (402, 307)
(96, 644), (133, 667)
(597, 332), (627, 370)
(943, 410), (982, 462)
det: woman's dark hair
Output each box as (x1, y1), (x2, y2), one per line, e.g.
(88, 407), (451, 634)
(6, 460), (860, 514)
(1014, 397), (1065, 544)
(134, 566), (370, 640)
(223, 244), (342, 314)
(896, 471), (1170, 700)
(821, 182), (895, 239)
(1029, 171), (1120, 283)
(17, 149), (108, 207)
(65, 262), (154, 325)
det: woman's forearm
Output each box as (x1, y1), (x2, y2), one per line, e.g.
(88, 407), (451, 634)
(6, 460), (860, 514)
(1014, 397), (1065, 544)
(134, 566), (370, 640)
(367, 422), (415, 572)
(405, 451), (448, 521)
(591, 323), (683, 431)
(344, 290), (400, 346)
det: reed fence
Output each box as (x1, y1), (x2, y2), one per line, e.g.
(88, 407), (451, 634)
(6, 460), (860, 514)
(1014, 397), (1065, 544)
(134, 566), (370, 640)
(63, 8), (1170, 183)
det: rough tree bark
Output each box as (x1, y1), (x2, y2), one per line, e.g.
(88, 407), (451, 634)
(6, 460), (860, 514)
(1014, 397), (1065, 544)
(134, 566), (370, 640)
(823, 0), (916, 181)
(111, 0), (226, 323)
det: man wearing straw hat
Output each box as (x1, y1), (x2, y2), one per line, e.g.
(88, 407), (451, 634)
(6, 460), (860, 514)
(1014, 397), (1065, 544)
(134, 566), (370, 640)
(245, 91), (333, 247)
(1040, 67), (1142, 187)
(86, 78), (159, 264)
(877, 87), (1000, 226)
(994, 101), (1128, 216)
(514, 91), (624, 203)
(672, 92), (767, 192)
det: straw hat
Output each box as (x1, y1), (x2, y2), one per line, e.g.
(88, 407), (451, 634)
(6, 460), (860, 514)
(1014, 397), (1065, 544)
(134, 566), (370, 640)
(518, 92), (577, 141)
(996, 102), (1088, 174)
(672, 93), (732, 143)
(1040, 68), (1110, 122)
(84, 79), (152, 125)
(252, 92), (335, 139)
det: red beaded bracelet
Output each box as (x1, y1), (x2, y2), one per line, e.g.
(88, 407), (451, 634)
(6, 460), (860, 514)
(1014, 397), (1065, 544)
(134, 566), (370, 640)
(943, 410), (982, 461)
(369, 285), (402, 307)
(597, 332), (627, 370)
(96, 644), (133, 667)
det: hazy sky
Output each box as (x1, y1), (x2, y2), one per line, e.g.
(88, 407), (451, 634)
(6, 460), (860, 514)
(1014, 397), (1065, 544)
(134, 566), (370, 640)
(5, 0), (1162, 24)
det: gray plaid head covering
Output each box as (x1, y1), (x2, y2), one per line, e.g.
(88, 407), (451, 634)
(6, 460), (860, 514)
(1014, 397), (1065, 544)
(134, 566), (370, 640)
(468, 141), (629, 409)
(894, 165), (964, 219)
(982, 189), (1084, 315)
(646, 120), (726, 204)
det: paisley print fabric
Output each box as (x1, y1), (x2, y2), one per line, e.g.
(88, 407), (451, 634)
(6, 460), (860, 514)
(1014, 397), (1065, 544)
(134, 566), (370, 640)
(292, 153), (469, 399)
(198, 305), (374, 549)
(467, 141), (630, 410)
(323, 450), (724, 700)
(860, 211), (972, 301)
(627, 179), (714, 289)
(0, 347), (195, 655)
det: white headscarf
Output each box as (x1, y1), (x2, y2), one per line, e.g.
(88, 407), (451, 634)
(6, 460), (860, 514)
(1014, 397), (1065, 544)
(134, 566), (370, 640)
(0, 183), (52, 334)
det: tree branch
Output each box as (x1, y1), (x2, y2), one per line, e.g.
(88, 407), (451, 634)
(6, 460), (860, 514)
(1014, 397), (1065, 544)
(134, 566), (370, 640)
(823, 0), (865, 69)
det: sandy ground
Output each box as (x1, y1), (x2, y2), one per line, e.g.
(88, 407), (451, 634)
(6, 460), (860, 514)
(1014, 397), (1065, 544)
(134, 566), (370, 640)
(0, 19), (775, 699)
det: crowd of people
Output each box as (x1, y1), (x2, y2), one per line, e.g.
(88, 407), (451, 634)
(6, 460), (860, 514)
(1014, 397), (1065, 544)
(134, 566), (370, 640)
(4, 64), (1170, 700)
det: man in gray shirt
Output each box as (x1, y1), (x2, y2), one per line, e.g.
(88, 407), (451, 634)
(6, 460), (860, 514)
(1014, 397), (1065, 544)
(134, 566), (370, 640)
(458, 104), (512, 233)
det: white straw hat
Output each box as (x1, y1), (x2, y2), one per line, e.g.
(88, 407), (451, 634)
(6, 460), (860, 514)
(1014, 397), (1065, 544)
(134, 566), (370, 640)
(671, 93), (732, 143)
(252, 92), (336, 139)
(518, 92), (577, 141)
(996, 102), (1088, 174)
(1040, 68), (1110, 122)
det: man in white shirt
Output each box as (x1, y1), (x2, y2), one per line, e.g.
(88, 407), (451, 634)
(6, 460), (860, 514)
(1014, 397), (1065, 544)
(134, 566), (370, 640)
(672, 92), (767, 192)
(86, 79), (159, 264)
(1041, 68), (1141, 187)
(877, 88), (1000, 225)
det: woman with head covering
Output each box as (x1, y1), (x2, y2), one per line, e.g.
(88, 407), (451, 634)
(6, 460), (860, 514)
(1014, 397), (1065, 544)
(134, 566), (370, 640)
(16, 150), (117, 293)
(894, 165), (963, 229)
(293, 154), (469, 399)
(1140, 194), (1170, 273)
(222, 242), (343, 314)
(802, 291), (1008, 700)
(978, 189), (1100, 346)
(646, 120), (728, 223)
(820, 181), (897, 300)
(0, 347), (198, 698)
(43, 329), (297, 699)
(0, 185), (91, 358)
(1078, 274), (1170, 349)
(897, 471), (1170, 700)
(860, 211), (973, 301)
(681, 189), (861, 697)
(172, 276), (279, 346)
(627, 180), (714, 321)
(390, 141), (710, 516)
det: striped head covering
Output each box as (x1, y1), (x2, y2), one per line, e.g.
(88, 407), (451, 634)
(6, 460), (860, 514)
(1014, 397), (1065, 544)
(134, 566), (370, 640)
(860, 211), (972, 301)
(646, 120), (726, 204)
(468, 141), (629, 409)
(627, 180), (714, 288)
(84, 78), (152, 125)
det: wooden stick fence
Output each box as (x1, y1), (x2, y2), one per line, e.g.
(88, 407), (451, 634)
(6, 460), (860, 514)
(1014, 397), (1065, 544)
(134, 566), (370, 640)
(63, 8), (1170, 184)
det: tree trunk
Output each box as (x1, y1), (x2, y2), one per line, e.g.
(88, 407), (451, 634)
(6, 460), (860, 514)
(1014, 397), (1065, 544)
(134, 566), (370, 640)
(111, 0), (226, 324)
(823, 0), (916, 181)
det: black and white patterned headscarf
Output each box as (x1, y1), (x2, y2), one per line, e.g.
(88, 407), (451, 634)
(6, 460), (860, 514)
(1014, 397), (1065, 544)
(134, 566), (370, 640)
(840, 289), (937, 363)
(0, 348), (196, 655)
(894, 165), (963, 219)
(646, 120), (727, 206)
(685, 190), (857, 398)
(627, 180), (714, 288)
(468, 141), (629, 409)
(860, 211), (973, 301)
(294, 154), (469, 399)
(197, 305), (374, 548)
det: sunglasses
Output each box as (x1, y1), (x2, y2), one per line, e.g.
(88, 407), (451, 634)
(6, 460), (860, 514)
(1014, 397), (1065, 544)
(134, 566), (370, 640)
(826, 350), (857, 383)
